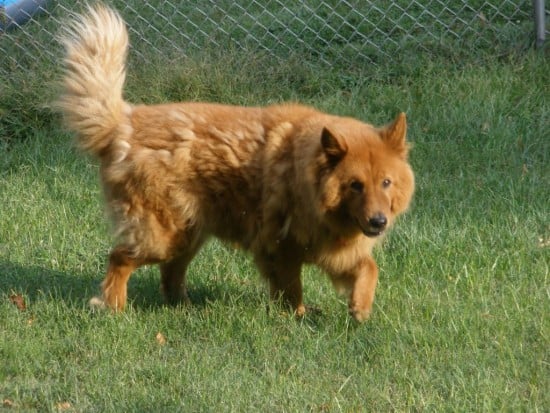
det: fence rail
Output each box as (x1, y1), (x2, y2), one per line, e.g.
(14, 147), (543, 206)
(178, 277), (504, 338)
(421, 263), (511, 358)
(0, 0), (547, 78)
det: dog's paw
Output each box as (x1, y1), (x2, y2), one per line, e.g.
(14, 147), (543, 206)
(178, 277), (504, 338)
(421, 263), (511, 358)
(89, 296), (107, 311)
(349, 306), (372, 323)
(294, 304), (307, 317)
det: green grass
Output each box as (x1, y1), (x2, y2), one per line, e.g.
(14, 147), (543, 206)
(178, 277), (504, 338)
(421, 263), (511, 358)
(1, 2), (549, 411)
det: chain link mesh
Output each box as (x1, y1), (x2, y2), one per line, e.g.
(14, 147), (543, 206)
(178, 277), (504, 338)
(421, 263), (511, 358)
(0, 0), (545, 78)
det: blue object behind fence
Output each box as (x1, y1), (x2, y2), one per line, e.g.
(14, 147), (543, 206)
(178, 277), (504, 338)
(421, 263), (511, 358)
(0, 0), (49, 31)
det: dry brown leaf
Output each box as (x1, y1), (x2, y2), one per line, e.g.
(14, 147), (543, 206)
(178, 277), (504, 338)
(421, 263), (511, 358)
(156, 332), (167, 346)
(9, 294), (26, 311)
(3, 399), (17, 408)
(56, 401), (72, 411)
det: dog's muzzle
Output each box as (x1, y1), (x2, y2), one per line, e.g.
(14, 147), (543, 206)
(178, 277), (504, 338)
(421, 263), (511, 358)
(360, 213), (387, 237)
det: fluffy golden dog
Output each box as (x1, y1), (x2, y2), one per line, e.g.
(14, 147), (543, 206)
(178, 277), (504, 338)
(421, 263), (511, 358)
(58, 4), (414, 321)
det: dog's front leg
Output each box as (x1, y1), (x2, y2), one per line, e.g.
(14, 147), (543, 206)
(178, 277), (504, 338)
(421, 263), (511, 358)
(347, 256), (379, 322)
(254, 249), (306, 317)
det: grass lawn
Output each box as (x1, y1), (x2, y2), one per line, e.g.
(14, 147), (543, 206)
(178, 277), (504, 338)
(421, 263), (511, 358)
(1, 3), (549, 412)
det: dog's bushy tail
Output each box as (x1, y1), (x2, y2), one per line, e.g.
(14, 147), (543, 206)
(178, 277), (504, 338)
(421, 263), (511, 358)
(57, 4), (130, 156)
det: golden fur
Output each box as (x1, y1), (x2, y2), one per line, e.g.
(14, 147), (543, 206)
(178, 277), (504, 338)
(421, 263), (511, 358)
(58, 4), (414, 321)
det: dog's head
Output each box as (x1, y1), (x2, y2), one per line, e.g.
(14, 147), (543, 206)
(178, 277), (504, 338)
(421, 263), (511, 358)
(316, 113), (414, 238)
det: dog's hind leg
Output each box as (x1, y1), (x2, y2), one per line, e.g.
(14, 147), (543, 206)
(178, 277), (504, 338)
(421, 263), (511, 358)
(159, 227), (205, 305)
(90, 246), (153, 311)
(160, 239), (203, 305)
(160, 255), (192, 305)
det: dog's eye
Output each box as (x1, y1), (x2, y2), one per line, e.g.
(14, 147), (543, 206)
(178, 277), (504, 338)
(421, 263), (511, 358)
(350, 180), (364, 193)
(382, 179), (392, 188)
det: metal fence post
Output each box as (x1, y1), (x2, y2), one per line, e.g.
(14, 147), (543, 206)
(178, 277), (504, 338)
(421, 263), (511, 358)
(533, 0), (546, 48)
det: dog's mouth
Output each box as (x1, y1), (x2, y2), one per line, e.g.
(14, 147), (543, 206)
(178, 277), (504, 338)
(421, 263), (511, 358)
(362, 229), (383, 238)
(356, 220), (384, 238)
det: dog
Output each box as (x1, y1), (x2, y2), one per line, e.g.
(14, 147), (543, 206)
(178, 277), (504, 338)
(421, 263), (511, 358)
(57, 4), (414, 321)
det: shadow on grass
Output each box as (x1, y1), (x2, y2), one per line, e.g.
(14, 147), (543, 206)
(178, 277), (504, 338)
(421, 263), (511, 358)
(0, 260), (264, 313)
(0, 260), (98, 308)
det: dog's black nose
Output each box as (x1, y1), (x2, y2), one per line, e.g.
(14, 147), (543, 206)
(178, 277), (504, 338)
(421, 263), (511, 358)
(369, 214), (387, 229)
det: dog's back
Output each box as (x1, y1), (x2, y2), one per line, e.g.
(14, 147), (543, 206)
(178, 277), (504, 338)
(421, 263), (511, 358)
(57, 5), (327, 255)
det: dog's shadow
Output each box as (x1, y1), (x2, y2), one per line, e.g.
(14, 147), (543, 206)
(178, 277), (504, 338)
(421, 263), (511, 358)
(1, 261), (373, 337)
(0, 260), (96, 308)
(0, 260), (259, 312)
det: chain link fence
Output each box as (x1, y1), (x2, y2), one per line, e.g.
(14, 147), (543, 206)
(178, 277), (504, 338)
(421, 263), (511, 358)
(0, 0), (547, 78)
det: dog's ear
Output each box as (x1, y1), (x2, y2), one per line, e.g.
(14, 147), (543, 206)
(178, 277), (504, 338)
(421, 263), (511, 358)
(381, 112), (409, 158)
(321, 127), (347, 163)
